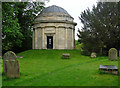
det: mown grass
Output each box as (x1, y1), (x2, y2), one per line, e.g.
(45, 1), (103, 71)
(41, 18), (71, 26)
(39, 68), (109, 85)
(0, 58), (2, 87)
(2, 49), (119, 86)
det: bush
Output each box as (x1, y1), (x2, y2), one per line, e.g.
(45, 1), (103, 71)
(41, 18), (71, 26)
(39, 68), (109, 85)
(81, 49), (91, 56)
(75, 43), (83, 50)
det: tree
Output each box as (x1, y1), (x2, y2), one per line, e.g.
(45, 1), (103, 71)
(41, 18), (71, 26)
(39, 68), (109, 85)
(14, 2), (45, 52)
(2, 2), (24, 52)
(77, 2), (119, 55)
(2, 2), (46, 53)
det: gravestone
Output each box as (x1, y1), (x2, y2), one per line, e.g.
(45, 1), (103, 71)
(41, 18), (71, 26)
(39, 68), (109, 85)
(3, 51), (16, 60)
(108, 48), (117, 60)
(3, 51), (16, 73)
(5, 60), (20, 78)
(99, 65), (118, 75)
(91, 52), (96, 58)
(62, 53), (70, 59)
(3, 51), (20, 78)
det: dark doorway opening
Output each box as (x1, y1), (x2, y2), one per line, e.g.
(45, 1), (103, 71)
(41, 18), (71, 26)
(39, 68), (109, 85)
(47, 36), (53, 49)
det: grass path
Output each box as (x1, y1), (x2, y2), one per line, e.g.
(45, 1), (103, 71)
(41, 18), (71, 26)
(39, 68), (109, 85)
(2, 50), (119, 86)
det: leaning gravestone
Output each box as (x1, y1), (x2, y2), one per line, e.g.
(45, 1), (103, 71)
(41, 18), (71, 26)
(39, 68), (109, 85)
(3, 51), (20, 78)
(108, 48), (117, 60)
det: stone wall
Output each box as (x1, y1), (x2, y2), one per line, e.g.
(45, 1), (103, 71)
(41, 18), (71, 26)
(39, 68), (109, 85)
(33, 22), (74, 49)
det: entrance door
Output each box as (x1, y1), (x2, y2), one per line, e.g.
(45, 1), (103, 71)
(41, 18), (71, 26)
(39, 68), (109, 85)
(47, 36), (53, 49)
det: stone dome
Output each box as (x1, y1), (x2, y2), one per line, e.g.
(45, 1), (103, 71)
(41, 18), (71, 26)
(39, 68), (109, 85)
(34, 5), (75, 23)
(39, 5), (71, 17)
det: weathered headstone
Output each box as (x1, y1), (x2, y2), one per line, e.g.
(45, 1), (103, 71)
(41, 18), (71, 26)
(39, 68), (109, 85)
(3, 51), (20, 78)
(5, 60), (20, 78)
(99, 65), (118, 75)
(3, 51), (16, 60)
(3, 51), (16, 73)
(108, 48), (117, 60)
(62, 53), (70, 59)
(90, 52), (96, 58)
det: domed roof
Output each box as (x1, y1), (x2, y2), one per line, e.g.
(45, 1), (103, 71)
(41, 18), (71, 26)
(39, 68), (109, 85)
(34, 5), (77, 26)
(39, 5), (71, 17)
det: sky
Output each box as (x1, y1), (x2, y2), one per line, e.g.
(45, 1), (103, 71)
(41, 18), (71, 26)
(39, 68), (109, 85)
(45, 0), (98, 40)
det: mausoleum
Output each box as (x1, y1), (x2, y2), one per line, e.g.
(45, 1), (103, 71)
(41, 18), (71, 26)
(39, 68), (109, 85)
(33, 5), (77, 49)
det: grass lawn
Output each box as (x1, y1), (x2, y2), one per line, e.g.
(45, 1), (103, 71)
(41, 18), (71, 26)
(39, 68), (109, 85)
(0, 58), (2, 87)
(2, 50), (119, 86)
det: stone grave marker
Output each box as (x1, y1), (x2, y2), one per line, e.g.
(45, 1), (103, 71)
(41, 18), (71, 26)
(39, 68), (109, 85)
(5, 60), (20, 78)
(3, 51), (16, 73)
(62, 53), (70, 59)
(108, 48), (117, 60)
(99, 65), (118, 75)
(3, 51), (20, 78)
(91, 52), (96, 58)
(3, 51), (16, 60)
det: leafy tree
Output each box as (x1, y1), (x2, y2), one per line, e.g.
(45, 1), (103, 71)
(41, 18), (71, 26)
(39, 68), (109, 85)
(14, 2), (45, 52)
(77, 2), (119, 55)
(2, 2), (46, 53)
(2, 2), (23, 52)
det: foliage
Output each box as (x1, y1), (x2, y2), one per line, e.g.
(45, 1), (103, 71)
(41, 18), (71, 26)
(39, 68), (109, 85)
(77, 2), (119, 55)
(75, 40), (78, 45)
(2, 2), (45, 53)
(2, 2), (23, 51)
(16, 2), (45, 51)
(75, 43), (83, 50)
(2, 50), (119, 86)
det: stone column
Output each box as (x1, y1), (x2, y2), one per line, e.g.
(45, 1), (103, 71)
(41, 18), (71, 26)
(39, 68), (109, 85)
(32, 29), (35, 49)
(65, 28), (67, 49)
(56, 27), (59, 49)
(71, 29), (73, 49)
(45, 34), (47, 49)
(35, 29), (38, 49)
(58, 28), (60, 49)
(42, 28), (45, 49)
(64, 28), (66, 49)
(55, 27), (57, 49)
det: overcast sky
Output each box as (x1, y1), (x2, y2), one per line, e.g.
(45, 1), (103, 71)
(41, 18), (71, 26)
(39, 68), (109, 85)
(45, 0), (98, 40)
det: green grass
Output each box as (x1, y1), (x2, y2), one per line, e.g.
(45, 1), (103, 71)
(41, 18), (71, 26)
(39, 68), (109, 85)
(0, 58), (2, 88)
(2, 50), (119, 86)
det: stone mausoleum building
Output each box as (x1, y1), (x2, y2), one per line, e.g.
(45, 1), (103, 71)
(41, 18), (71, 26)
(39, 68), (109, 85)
(33, 5), (77, 49)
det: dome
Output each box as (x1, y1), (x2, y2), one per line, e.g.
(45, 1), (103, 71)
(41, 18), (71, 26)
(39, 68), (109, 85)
(34, 5), (76, 25)
(40, 5), (70, 15)
(38, 5), (72, 18)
